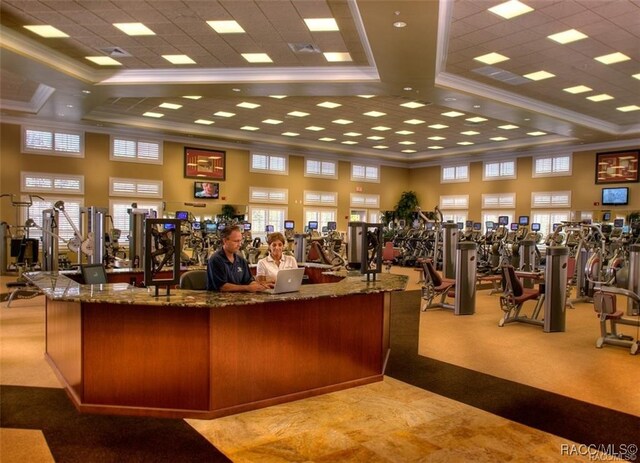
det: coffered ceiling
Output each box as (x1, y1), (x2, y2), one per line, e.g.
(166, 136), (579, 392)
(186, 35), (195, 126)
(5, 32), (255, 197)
(1, 0), (638, 164)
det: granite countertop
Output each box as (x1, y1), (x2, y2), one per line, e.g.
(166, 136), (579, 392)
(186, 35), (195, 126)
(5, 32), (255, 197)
(25, 271), (407, 308)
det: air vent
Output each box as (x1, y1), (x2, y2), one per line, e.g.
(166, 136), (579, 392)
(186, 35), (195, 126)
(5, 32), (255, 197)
(472, 66), (529, 86)
(100, 47), (132, 58)
(288, 43), (321, 54)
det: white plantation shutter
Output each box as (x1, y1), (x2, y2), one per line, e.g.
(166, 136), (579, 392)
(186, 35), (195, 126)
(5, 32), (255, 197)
(482, 193), (515, 209)
(21, 172), (84, 194)
(250, 153), (287, 174)
(305, 158), (337, 178)
(110, 178), (162, 198)
(531, 191), (571, 208)
(533, 154), (571, 177)
(350, 193), (379, 208)
(351, 163), (379, 182)
(440, 195), (469, 209)
(249, 187), (288, 204)
(304, 191), (338, 206)
(23, 126), (83, 157)
(111, 137), (162, 164)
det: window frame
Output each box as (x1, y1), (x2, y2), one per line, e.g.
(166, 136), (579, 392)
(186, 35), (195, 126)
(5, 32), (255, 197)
(109, 177), (163, 198)
(351, 162), (380, 183)
(250, 152), (289, 175)
(21, 171), (85, 195)
(249, 187), (288, 205)
(483, 159), (516, 181)
(304, 157), (338, 179)
(532, 153), (572, 178)
(441, 163), (470, 183)
(531, 191), (572, 208)
(110, 135), (163, 165)
(481, 193), (516, 209)
(22, 125), (84, 157)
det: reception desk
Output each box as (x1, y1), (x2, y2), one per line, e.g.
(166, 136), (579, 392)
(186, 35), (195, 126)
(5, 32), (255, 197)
(27, 271), (407, 419)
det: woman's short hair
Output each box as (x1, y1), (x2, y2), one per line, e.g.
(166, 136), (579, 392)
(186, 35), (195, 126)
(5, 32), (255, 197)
(267, 232), (286, 245)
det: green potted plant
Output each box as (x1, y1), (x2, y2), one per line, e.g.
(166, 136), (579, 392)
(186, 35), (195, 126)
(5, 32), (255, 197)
(221, 204), (236, 219)
(394, 191), (419, 224)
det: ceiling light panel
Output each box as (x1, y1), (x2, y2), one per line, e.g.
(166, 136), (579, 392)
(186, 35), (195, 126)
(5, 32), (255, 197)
(523, 71), (555, 81)
(594, 52), (630, 65)
(474, 52), (509, 65)
(113, 23), (155, 36)
(317, 101), (341, 108)
(23, 25), (69, 38)
(587, 94), (614, 102)
(563, 85), (592, 94)
(214, 111), (235, 117)
(616, 105), (640, 112)
(400, 101), (426, 109)
(364, 111), (386, 117)
(242, 53), (273, 63)
(237, 102), (261, 109)
(304, 18), (339, 31)
(159, 103), (182, 109)
(195, 119), (214, 125)
(488, 0), (534, 19)
(86, 56), (122, 66)
(162, 55), (195, 64)
(324, 52), (352, 62)
(207, 21), (245, 34)
(547, 29), (587, 44)
(288, 111), (309, 117)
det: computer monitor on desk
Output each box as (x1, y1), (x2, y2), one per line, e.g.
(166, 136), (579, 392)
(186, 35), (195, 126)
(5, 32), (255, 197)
(81, 263), (108, 285)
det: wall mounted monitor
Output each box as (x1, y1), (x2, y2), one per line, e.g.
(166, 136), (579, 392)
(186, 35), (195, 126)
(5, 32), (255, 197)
(531, 223), (541, 232)
(327, 221), (337, 231)
(613, 218), (624, 228)
(265, 225), (274, 233)
(485, 221), (494, 230)
(498, 216), (509, 226)
(191, 221), (201, 230)
(193, 181), (219, 199)
(204, 222), (217, 233)
(602, 212), (612, 222)
(284, 220), (295, 230)
(243, 223), (252, 231)
(465, 220), (473, 227)
(473, 222), (482, 231)
(510, 223), (519, 231)
(518, 215), (529, 226)
(456, 222), (464, 230)
(308, 221), (319, 230)
(601, 187), (629, 206)
(175, 210), (188, 220)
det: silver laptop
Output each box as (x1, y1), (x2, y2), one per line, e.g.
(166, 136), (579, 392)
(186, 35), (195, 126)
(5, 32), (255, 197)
(267, 268), (305, 294)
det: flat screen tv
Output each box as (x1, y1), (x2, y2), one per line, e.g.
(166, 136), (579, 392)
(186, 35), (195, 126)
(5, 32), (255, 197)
(531, 223), (541, 232)
(175, 210), (188, 220)
(485, 221), (494, 230)
(308, 221), (318, 230)
(510, 223), (519, 231)
(284, 220), (295, 230)
(601, 187), (628, 206)
(194, 181), (219, 199)
(243, 223), (252, 231)
(602, 212), (611, 222)
(473, 222), (482, 230)
(518, 215), (529, 226)
(265, 225), (274, 233)
(465, 220), (473, 227)
(613, 218), (624, 228)
(204, 223), (217, 233)
(456, 222), (464, 230)
(327, 221), (337, 231)
(498, 216), (509, 226)
(191, 221), (201, 230)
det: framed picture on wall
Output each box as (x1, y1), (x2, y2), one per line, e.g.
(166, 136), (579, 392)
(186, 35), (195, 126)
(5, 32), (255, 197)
(595, 150), (639, 184)
(184, 147), (226, 180)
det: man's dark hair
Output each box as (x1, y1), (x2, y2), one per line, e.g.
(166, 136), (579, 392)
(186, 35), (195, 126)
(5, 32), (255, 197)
(221, 224), (241, 240)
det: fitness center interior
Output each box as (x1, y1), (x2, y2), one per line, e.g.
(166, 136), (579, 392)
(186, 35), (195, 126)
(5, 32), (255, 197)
(1, 1), (639, 462)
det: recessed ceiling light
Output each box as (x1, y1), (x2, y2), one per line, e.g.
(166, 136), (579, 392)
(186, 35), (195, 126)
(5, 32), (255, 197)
(282, 132), (299, 137)
(428, 124), (448, 129)
(428, 136), (446, 140)
(399, 141), (416, 145)
(357, 95), (376, 98)
(66, 104), (73, 108)
(498, 124), (519, 130)
(269, 95), (288, 99)
(364, 111), (386, 117)
(374, 145), (390, 149)
(616, 105), (640, 112)
(547, 29), (588, 44)
(242, 53), (272, 63)
(23, 25), (69, 38)
(113, 22), (155, 36)
(195, 119), (214, 125)
(162, 55), (195, 64)
(488, 0), (534, 19)
(319, 137), (335, 142)
(563, 85), (592, 94)
(367, 136), (385, 140)
(143, 112), (164, 118)
(344, 132), (362, 137)
(442, 111), (465, 117)
(81, 90), (91, 94)
(594, 52), (630, 65)
(159, 102), (182, 109)
(402, 149), (416, 153)
(490, 137), (508, 141)
(341, 140), (358, 145)
(457, 141), (474, 146)
(262, 119), (283, 125)
(288, 111), (309, 117)
(404, 119), (425, 125)
(305, 126), (325, 131)
(523, 70), (555, 81)
(232, 88), (241, 92)
(527, 131), (546, 136)
(85, 56), (122, 66)
(403, 87), (413, 91)
(240, 126), (260, 131)
(207, 20), (245, 34)
(474, 52), (509, 65)
(183, 95), (202, 100)
(396, 130), (414, 135)
(428, 146), (444, 150)
(587, 94), (614, 102)
(461, 130), (480, 135)
(332, 119), (353, 125)
(317, 101), (341, 109)
(400, 101), (425, 109)
(324, 52), (352, 62)
(443, 97), (457, 102)
(304, 18), (339, 32)
(633, 74), (640, 80)
(466, 117), (488, 123)
(237, 102), (261, 109)
(214, 111), (235, 117)
(473, 105), (481, 109)
(371, 126), (391, 131)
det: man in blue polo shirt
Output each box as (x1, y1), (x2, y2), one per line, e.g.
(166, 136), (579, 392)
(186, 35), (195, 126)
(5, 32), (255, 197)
(206, 224), (271, 292)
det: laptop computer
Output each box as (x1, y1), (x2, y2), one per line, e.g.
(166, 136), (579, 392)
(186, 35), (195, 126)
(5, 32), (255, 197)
(267, 268), (305, 294)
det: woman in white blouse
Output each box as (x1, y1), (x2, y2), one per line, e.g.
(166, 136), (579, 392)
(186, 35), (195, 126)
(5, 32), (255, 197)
(256, 232), (299, 282)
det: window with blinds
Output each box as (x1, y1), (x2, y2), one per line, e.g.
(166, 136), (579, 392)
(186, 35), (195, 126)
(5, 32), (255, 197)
(305, 158), (337, 178)
(22, 196), (83, 247)
(350, 193), (380, 208)
(22, 126), (83, 157)
(481, 193), (515, 209)
(441, 163), (469, 183)
(483, 160), (516, 180)
(440, 195), (469, 209)
(303, 190), (338, 207)
(531, 191), (571, 208)
(110, 200), (162, 244)
(249, 206), (287, 239)
(249, 187), (288, 204)
(111, 136), (162, 164)
(351, 163), (379, 182)
(21, 172), (84, 194)
(250, 152), (288, 174)
(533, 154), (571, 177)
(109, 178), (163, 198)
